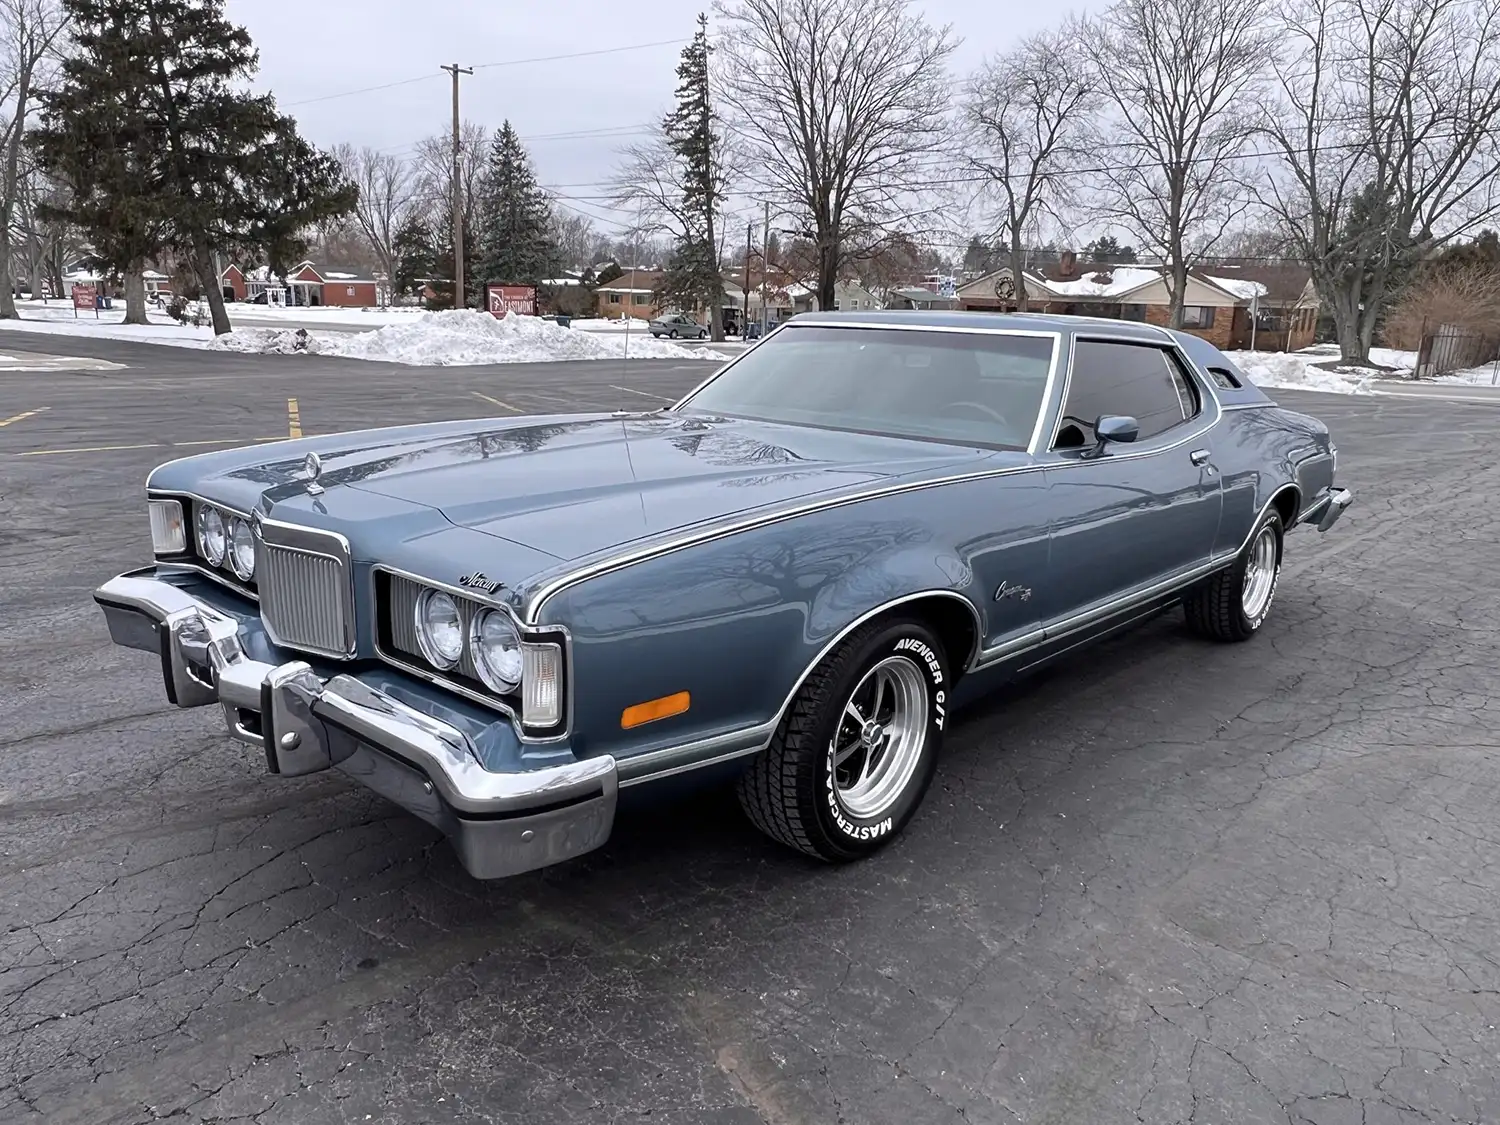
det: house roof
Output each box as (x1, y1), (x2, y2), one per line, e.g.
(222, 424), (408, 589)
(1197, 262), (1314, 304)
(597, 269), (663, 294)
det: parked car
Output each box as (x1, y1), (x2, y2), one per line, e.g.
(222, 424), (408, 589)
(95, 312), (1352, 879)
(649, 313), (709, 339)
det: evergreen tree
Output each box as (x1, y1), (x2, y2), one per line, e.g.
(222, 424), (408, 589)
(1084, 235), (1138, 264)
(30, 0), (356, 335)
(473, 122), (559, 301)
(656, 13), (726, 341)
(392, 215), (437, 302)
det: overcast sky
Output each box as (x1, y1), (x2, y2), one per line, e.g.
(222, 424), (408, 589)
(226, 0), (1107, 242)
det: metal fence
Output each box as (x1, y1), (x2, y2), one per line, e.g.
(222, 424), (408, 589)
(1415, 323), (1500, 382)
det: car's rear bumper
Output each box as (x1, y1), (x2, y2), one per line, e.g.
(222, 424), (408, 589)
(93, 569), (617, 880)
(1300, 486), (1354, 532)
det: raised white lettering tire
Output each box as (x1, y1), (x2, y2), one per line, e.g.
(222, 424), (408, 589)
(737, 616), (949, 862)
(1184, 509), (1284, 642)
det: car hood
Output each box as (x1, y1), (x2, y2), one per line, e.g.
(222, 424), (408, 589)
(328, 412), (979, 560)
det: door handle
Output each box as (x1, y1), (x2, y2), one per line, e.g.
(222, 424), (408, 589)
(1190, 449), (1212, 466)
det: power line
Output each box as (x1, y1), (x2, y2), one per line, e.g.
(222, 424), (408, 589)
(283, 38), (690, 109)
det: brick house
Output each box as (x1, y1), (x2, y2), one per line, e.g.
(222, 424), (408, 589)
(954, 252), (1319, 352)
(595, 269), (663, 320)
(220, 260), (379, 307)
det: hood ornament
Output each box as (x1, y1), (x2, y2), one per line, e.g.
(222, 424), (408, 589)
(303, 451), (325, 495)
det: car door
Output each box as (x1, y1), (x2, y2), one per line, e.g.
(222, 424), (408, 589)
(1037, 336), (1223, 629)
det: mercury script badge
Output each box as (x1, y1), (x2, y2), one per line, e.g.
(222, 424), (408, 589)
(303, 451), (324, 495)
(460, 572), (501, 594)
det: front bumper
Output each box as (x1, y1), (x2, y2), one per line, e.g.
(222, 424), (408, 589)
(93, 570), (617, 879)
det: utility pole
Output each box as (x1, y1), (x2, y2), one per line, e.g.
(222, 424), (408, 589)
(760, 200), (770, 335)
(442, 63), (473, 310)
(742, 220), (752, 338)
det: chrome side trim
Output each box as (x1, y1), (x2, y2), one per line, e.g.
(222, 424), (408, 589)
(1026, 334), (1065, 454)
(1221, 402), (1274, 412)
(371, 563), (573, 744)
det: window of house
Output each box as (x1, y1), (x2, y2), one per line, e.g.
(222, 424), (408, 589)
(1181, 306), (1215, 329)
(1052, 340), (1201, 449)
(608, 293), (621, 304)
(1121, 304), (1147, 322)
(833, 300), (842, 310)
(633, 294), (651, 305)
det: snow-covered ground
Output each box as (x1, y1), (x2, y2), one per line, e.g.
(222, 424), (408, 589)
(208, 311), (734, 365)
(1224, 345), (1420, 395)
(0, 302), (731, 364)
(1434, 360), (1500, 386)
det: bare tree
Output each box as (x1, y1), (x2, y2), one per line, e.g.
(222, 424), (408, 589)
(712, 0), (958, 311)
(332, 143), (417, 285)
(550, 209), (597, 270)
(1081, 0), (1273, 325)
(1255, 0), (1500, 364)
(413, 121), (487, 270)
(962, 26), (1098, 310)
(0, 0), (67, 317)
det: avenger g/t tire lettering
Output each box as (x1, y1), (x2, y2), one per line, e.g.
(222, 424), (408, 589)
(737, 616), (949, 862)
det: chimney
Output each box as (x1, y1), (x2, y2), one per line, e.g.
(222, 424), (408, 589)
(1058, 250), (1078, 279)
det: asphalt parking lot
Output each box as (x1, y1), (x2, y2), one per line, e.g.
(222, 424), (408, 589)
(3, 332), (1499, 1125)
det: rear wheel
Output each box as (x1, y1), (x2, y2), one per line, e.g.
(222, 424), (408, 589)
(737, 617), (949, 861)
(669, 328), (679, 338)
(1184, 510), (1283, 642)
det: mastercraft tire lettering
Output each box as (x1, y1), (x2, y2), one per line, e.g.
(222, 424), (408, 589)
(737, 615), (951, 863)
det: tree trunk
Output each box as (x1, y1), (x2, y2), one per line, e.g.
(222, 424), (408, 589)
(815, 239), (837, 314)
(1167, 260), (1189, 329)
(194, 246), (233, 334)
(1009, 235), (1028, 312)
(123, 262), (149, 324)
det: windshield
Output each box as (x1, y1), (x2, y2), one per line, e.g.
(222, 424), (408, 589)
(677, 325), (1057, 449)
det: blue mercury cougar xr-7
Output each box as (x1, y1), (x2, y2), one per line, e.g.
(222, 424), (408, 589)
(95, 312), (1352, 878)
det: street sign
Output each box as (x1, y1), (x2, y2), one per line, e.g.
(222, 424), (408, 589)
(486, 284), (536, 317)
(72, 283), (98, 318)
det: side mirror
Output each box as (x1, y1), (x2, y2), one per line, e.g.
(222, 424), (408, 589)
(1084, 414), (1138, 457)
(1095, 414), (1139, 445)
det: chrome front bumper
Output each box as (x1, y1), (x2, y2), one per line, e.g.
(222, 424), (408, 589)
(93, 570), (618, 879)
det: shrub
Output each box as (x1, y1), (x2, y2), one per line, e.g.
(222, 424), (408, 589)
(1385, 263), (1500, 350)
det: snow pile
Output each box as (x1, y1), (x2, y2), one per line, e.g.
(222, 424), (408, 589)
(1436, 361), (1500, 386)
(1226, 350), (1378, 394)
(207, 310), (733, 365)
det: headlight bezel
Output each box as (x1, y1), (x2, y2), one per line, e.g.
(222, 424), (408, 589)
(197, 505), (227, 566)
(227, 516), (256, 580)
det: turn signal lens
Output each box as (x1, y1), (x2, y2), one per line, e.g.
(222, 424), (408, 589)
(148, 499), (186, 554)
(520, 641), (563, 727)
(621, 692), (690, 729)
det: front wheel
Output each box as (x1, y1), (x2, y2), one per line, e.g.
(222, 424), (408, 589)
(668, 328), (679, 338)
(1184, 510), (1283, 642)
(737, 617), (950, 862)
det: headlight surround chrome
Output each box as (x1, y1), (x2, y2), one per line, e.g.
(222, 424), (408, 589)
(197, 505), (227, 565)
(227, 517), (256, 580)
(468, 608), (523, 693)
(414, 588), (464, 669)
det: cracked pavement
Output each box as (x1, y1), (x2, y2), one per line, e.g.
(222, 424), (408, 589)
(2, 333), (1498, 1123)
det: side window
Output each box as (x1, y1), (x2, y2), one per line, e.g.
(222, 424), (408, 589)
(1053, 340), (1199, 449)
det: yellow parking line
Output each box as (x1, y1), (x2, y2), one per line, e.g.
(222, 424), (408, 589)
(287, 397), (303, 438)
(17, 442), (162, 456)
(0, 407), (50, 427)
(472, 391), (521, 413)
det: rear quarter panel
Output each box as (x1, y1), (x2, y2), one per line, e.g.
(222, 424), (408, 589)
(1208, 406), (1332, 555)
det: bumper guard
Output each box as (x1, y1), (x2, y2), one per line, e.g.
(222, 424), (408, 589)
(94, 571), (617, 879)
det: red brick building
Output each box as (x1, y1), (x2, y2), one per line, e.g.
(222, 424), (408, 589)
(220, 260), (379, 308)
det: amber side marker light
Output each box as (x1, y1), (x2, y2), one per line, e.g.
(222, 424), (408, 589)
(621, 691), (691, 729)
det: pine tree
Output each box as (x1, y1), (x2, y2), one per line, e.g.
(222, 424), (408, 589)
(473, 122), (559, 301)
(392, 215), (437, 302)
(29, 0), (356, 335)
(656, 13), (726, 341)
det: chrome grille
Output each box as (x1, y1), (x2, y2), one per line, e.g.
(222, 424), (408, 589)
(385, 572), (485, 681)
(258, 537), (354, 658)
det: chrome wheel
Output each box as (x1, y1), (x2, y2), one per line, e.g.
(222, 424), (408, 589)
(1241, 525), (1279, 620)
(832, 656), (929, 819)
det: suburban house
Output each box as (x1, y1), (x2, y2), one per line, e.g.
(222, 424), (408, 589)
(220, 260), (379, 307)
(887, 285), (961, 311)
(595, 269), (663, 320)
(954, 251), (1319, 352)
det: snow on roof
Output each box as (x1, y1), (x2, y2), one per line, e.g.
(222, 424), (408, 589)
(1205, 275), (1270, 301)
(541, 278), (581, 286)
(1043, 266), (1162, 298)
(324, 271), (358, 280)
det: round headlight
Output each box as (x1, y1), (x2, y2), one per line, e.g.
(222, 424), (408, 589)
(198, 506), (226, 565)
(415, 589), (464, 668)
(469, 609), (523, 692)
(228, 517), (256, 580)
